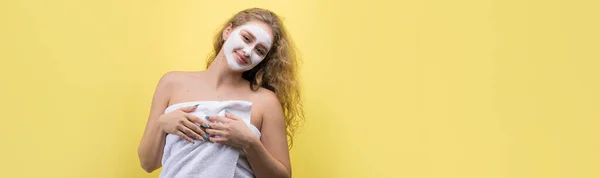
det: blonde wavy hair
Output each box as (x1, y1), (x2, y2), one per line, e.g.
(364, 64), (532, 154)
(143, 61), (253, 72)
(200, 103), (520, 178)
(205, 8), (304, 148)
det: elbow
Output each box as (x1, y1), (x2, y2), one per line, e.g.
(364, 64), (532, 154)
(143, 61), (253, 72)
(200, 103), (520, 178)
(284, 166), (292, 178)
(142, 166), (156, 173)
(280, 174), (291, 178)
(257, 168), (290, 178)
(140, 161), (159, 173)
(279, 173), (291, 178)
(138, 154), (160, 173)
(276, 169), (292, 178)
(138, 150), (160, 173)
(276, 164), (292, 178)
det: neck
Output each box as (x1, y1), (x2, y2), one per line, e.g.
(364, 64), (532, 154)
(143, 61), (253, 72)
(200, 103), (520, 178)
(205, 53), (245, 89)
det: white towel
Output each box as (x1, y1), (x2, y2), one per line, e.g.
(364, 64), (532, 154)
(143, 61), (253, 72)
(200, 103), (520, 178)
(159, 100), (261, 178)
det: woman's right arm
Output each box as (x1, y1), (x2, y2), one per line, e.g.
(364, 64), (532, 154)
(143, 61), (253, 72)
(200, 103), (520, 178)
(137, 72), (209, 173)
(137, 72), (209, 172)
(137, 72), (174, 173)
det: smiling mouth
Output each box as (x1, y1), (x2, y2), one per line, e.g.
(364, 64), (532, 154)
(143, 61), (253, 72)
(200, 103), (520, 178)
(235, 52), (249, 65)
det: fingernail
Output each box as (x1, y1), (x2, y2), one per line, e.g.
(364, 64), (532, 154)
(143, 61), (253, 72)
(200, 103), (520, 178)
(205, 116), (210, 119)
(204, 123), (210, 128)
(203, 135), (208, 140)
(193, 104), (199, 107)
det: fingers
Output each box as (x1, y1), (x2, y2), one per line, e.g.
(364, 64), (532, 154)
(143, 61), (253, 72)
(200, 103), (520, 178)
(177, 124), (203, 141)
(185, 113), (210, 128)
(206, 115), (230, 123)
(207, 122), (228, 130)
(175, 130), (194, 143)
(224, 112), (240, 120)
(179, 104), (199, 113)
(205, 129), (227, 137)
(208, 137), (228, 144)
(180, 119), (206, 140)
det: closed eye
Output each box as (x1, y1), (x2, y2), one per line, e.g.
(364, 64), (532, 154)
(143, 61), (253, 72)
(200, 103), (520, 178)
(243, 35), (251, 43)
(256, 45), (268, 56)
(256, 48), (265, 55)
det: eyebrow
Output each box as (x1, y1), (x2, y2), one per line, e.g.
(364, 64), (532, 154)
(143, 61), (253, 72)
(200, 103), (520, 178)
(243, 30), (269, 50)
(256, 44), (268, 51)
(242, 30), (256, 41)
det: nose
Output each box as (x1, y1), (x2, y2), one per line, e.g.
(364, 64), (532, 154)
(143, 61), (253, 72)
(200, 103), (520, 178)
(242, 47), (252, 57)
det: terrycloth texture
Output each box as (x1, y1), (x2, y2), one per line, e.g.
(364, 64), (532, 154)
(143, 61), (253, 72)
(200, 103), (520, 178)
(159, 100), (261, 178)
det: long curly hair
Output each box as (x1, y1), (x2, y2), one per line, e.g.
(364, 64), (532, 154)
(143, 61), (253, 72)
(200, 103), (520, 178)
(205, 8), (304, 148)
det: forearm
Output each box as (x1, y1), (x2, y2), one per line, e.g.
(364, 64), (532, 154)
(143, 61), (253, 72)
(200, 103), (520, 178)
(138, 119), (166, 172)
(244, 137), (290, 178)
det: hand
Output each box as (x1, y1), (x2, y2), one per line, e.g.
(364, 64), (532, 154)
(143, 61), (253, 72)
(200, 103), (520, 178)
(157, 104), (210, 143)
(205, 112), (258, 149)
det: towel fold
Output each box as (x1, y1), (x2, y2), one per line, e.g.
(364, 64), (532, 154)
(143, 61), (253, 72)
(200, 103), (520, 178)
(159, 100), (261, 178)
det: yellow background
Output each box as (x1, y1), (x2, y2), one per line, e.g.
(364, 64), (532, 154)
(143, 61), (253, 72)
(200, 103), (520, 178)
(1, 0), (599, 177)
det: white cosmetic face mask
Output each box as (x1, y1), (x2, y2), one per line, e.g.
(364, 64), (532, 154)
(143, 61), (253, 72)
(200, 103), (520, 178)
(222, 24), (273, 72)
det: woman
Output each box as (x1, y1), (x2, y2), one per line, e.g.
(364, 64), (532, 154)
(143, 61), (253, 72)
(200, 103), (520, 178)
(137, 8), (304, 178)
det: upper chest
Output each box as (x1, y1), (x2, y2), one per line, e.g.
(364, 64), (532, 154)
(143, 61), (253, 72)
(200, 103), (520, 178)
(168, 76), (264, 130)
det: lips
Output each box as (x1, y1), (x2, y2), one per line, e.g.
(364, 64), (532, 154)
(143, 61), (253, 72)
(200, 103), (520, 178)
(235, 52), (249, 65)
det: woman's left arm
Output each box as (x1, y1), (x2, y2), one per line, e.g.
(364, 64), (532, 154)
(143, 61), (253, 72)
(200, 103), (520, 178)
(205, 93), (291, 178)
(244, 95), (291, 178)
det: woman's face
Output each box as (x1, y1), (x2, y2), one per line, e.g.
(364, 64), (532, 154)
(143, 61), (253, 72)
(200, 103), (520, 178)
(222, 21), (273, 72)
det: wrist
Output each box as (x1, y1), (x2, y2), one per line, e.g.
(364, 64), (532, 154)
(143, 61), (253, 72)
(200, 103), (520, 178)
(244, 136), (261, 151)
(152, 119), (166, 133)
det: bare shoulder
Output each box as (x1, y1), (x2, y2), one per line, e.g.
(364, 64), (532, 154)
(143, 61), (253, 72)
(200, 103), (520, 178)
(251, 87), (284, 127)
(158, 71), (202, 86)
(153, 71), (200, 98)
(252, 88), (281, 109)
(161, 71), (200, 81)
